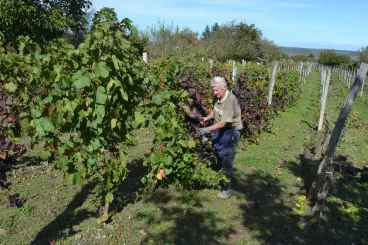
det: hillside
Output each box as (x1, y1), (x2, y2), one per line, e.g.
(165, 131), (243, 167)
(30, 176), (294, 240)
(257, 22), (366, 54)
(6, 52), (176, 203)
(282, 46), (360, 60)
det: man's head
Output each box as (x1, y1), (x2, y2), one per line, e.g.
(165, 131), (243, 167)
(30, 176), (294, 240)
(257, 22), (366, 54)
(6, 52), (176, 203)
(211, 76), (227, 100)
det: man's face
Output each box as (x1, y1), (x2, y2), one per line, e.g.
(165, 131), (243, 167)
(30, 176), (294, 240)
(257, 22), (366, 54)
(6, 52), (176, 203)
(212, 84), (226, 100)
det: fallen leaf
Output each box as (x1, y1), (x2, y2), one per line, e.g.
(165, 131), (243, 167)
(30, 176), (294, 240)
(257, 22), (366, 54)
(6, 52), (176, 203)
(139, 229), (147, 236)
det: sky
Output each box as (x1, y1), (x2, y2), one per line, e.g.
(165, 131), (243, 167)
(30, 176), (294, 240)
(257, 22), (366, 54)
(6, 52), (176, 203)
(91, 0), (368, 51)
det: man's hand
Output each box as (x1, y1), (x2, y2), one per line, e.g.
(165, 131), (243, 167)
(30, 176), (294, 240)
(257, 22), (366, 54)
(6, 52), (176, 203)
(197, 127), (210, 136)
(200, 116), (209, 126)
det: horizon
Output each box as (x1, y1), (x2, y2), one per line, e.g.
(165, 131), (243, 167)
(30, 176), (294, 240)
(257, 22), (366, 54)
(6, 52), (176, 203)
(91, 0), (367, 52)
(280, 46), (360, 52)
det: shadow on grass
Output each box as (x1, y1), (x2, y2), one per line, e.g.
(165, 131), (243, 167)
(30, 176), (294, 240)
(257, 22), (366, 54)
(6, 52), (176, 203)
(233, 160), (351, 245)
(30, 181), (97, 245)
(139, 190), (237, 245)
(1, 155), (40, 190)
(300, 119), (317, 130)
(28, 154), (367, 245)
(122, 156), (348, 245)
(284, 154), (368, 245)
(110, 157), (148, 214)
(30, 157), (148, 244)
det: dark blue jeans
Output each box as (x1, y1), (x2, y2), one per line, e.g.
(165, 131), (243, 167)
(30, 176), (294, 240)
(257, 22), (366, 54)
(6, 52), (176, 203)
(217, 130), (241, 180)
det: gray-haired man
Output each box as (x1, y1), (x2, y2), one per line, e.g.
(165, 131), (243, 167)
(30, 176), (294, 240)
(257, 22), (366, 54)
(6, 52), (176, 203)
(197, 76), (242, 199)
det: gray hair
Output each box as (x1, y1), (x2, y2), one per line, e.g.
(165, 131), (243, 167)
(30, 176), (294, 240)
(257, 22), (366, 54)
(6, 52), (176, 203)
(210, 76), (227, 88)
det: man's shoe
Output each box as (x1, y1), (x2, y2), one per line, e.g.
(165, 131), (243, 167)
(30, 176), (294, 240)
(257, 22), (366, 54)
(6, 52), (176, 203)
(217, 189), (233, 199)
(217, 180), (233, 199)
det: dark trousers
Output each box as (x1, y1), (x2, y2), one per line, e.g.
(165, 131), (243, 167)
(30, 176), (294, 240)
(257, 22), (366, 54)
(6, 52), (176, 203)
(216, 130), (241, 180)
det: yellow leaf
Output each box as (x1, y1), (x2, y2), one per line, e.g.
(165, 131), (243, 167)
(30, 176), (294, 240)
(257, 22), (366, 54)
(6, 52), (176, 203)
(188, 140), (196, 148)
(98, 213), (108, 223)
(156, 172), (162, 180)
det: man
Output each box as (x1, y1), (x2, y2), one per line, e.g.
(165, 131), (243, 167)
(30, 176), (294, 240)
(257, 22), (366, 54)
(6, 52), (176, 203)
(197, 76), (242, 199)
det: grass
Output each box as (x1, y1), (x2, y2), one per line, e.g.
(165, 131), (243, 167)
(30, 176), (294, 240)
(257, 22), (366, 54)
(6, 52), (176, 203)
(1, 69), (367, 245)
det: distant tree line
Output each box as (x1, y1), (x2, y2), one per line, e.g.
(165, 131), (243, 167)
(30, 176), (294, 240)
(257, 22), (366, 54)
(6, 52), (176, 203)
(318, 50), (356, 67)
(143, 21), (287, 64)
(359, 46), (368, 63)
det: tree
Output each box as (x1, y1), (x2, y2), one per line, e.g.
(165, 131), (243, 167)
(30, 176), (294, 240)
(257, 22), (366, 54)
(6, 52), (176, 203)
(319, 50), (353, 67)
(211, 22), (220, 33)
(259, 39), (287, 64)
(200, 20), (263, 62)
(0, 0), (91, 49)
(144, 21), (200, 60)
(64, 6), (95, 47)
(359, 46), (368, 63)
(290, 54), (313, 62)
(201, 25), (211, 40)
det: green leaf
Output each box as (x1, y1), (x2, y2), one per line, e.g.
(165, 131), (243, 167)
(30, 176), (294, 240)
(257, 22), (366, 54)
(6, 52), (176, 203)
(165, 168), (173, 175)
(164, 155), (173, 165)
(170, 118), (178, 128)
(56, 155), (69, 170)
(152, 94), (162, 105)
(60, 75), (70, 89)
(4, 82), (17, 92)
(120, 88), (128, 101)
(90, 138), (101, 150)
(112, 55), (119, 70)
(57, 145), (67, 155)
(68, 172), (84, 185)
(31, 108), (42, 118)
(20, 118), (30, 134)
(96, 86), (107, 104)
(134, 112), (145, 124)
(94, 62), (111, 78)
(41, 118), (55, 132)
(141, 177), (147, 184)
(105, 193), (114, 203)
(95, 105), (105, 124)
(111, 118), (117, 129)
(157, 115), (166, 126)
(73, 71), (91, 89)
(149, 152), (159, 164)
(106, 179), (113, 189)
(40, 150), (51, 160)
(33, 49), (42, 61)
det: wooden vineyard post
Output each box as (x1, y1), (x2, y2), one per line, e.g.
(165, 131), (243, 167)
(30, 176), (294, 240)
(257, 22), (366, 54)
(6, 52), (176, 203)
(361, 73), (367, 97)
(232, 67), (237, 82)
(318, 68), (331, 131)
(268, 61), (279, 105)
(209, 58), (214, 69)
(308, 63), (368, 211)
(143, 52), (148, 63)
